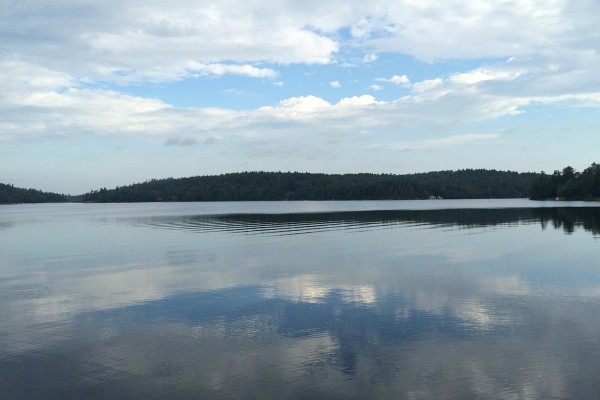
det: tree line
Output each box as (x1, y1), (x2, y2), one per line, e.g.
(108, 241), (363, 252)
(0, 183), (68, 204)
(82, 169), (539, 202)
(529, 163), (600, 200)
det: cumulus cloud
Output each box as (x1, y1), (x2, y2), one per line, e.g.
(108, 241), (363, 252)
(330, 80), (341, 88)
(260, 95), (332, 114)
(337, 95), (384, 106)
(377, 74), (411, 86)
(255, 94), (387, 123)
(391, 75), (411, 85)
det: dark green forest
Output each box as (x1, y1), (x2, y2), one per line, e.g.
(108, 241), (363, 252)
(82, 169), (539, 202)
(529, 163), (600, 200)
(0, 183), (68, 204)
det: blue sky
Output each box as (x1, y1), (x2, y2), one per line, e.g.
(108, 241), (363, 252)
(1, 0), (600, 194)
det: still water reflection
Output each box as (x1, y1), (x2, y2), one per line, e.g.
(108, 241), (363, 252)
(1, 200), (600, 399)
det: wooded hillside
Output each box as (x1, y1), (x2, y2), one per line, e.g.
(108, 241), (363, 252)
(529, 163), (600, 200)
(0, 183), (67, 204)
(82, 169), (539, 202)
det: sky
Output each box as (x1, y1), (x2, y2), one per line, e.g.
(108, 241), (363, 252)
(1, 0), (600, 194)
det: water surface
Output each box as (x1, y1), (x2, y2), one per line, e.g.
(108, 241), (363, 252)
(1, 200), (599, 399)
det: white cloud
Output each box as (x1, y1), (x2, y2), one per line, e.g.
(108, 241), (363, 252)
(254, 94), (385, 124)
(2, 49), (598, 160)
(365, 0), (569, 62)
(385, 134), (500, 151)
(377, 74), (411, 86)
(450, 68), (522, 85)
(363, 53), (378, 63)
(391, 74), (411, 85)
(0, 55), (589, 156)
(3, 0), (600, 101)
(370, 84), (382, 91)
(187, 62), (277, 78)
(260, 96), (331, 114)
(3, 1), (600, 74)
(337, 94), (384, 106)
(0, 0), (342, 83)
(412, 78), (444, 93)
(329, 80), (341, 88)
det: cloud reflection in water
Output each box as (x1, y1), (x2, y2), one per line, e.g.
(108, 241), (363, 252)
(1, 203), (600, 399)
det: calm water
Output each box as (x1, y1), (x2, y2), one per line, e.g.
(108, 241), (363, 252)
(1, 200), (600, 399)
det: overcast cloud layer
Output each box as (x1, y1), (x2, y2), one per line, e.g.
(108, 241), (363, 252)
(1, 0), (600, 193)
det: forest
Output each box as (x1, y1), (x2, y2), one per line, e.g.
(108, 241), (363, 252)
(529, 163), (600, 200)
(81, 169), (539, 203)
(0, 183), (68, 204)
(1, 169), (553, 204)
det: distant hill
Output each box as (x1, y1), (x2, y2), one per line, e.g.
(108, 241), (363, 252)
(0, 183), (68, 204)
(82, 170), (540, 202)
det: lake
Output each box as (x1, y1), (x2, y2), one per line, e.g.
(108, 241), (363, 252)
(1, 199), (600, 399)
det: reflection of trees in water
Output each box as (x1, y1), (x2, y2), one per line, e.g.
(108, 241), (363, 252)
(131, 207), (600, 237)
(378, 207), (600, 235)
(532, 208), (600, 235)
(0, 221), (15, 230)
